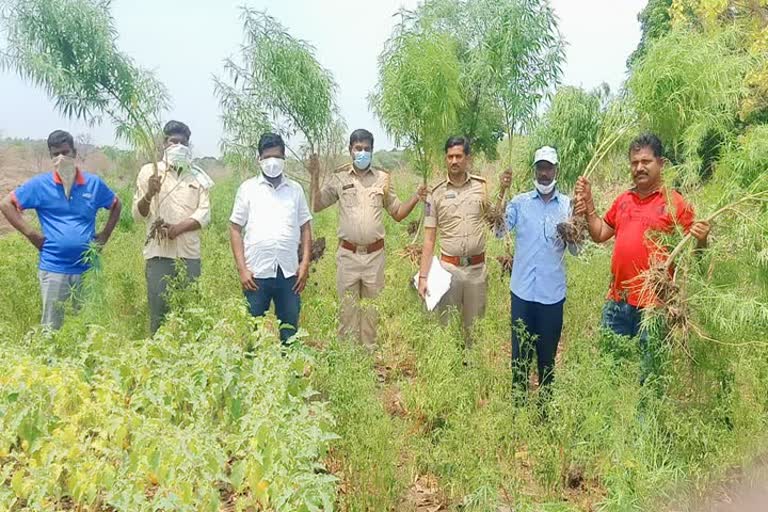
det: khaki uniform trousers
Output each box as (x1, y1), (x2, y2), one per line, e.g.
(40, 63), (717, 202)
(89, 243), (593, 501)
(436, 261), (488, 347)
(336, 247), (386, 350)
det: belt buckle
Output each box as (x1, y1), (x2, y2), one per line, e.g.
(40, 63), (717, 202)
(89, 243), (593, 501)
(358, 245), (369, 255)
(460, 256), (471, 266)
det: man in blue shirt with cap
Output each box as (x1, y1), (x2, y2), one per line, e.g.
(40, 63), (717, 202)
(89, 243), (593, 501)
(496, 146), (579, 398)
(0, 130), (122, 330)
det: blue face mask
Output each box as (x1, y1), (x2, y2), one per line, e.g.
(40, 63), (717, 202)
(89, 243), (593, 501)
(353, 151), (372, 170)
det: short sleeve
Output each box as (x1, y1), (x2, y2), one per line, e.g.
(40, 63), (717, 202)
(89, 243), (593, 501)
(94, 177), (117, 209)
(505, 199), (519, 231)
(296, 186), (312, 226)
(190, 186), (211, 228)
(13, 177), (43, 211)
(673, 194), (695, 232)
(229, 184), (249, 227)
(424, 192), (438, 228)
(604, 195), (622, 229)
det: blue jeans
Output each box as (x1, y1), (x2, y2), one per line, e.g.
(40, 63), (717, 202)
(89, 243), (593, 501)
(244, 267), (300, 344)
(600, 300), (657, 383)
(511, 293), (565, 393)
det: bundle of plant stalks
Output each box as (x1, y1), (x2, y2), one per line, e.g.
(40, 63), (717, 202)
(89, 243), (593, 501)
(632, 183), (768, 344)
(482, 202), (505, 233)
(496, 254), (514, 278)
(298, 237), (327, 264)
(145, 218), (169, 245)
(562, 104), (633, 246)
(400, 243), (423, 266)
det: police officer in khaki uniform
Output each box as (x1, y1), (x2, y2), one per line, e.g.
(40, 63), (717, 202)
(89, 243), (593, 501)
(310, 129), (426, 350)
(418, 136), (504, 346)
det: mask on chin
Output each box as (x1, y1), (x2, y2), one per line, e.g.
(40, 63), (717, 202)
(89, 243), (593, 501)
(533, 179), (557, 196)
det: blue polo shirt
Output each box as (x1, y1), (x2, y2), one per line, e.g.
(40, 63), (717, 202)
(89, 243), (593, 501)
(12, 170), (117, 275)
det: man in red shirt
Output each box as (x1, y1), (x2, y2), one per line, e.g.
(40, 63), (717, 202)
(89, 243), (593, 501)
(575, 133), (710, 379)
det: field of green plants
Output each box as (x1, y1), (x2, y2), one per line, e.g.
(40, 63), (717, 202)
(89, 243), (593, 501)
(0, 161), (767, 510)
(2, 0), (768, 510)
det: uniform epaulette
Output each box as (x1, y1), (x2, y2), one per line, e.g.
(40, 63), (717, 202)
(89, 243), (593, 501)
(431, 179), (448, 193)
(334, 162), (353, 173)
(469, 173), (486, 182)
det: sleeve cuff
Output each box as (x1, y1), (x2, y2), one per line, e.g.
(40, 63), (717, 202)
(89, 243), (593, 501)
(9, 192), (22, 212)
(190, 209), (211, 228)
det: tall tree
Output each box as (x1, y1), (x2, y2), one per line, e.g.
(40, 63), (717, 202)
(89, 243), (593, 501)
(215, 9), (342, 178)
(370, 14), (464, 182)
(395, 0), (565, 164)
(0, 0), (168, 166)
(627, 0), (674, 67)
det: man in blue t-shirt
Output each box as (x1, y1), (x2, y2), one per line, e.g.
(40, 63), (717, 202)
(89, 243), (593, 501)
(0, 130), (122, 329)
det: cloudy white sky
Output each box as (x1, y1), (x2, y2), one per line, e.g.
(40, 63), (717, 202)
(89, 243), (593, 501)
(0, 0), (647, 157)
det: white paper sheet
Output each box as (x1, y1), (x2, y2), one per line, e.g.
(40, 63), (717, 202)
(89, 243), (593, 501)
(413, 256), (452, 311)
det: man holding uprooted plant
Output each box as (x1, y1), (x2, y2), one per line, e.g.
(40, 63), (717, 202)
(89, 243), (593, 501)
(230, 133), (313, 345)
(0, 130), (122, 330)
(495, 146), (580, 397)
(309, 129), (426, 351)
(132, 121), (213, 334)
(418, 136), (494, 347)
(574, 133), (711, 380)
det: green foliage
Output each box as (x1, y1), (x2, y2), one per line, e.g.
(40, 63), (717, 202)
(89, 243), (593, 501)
(627, 27), (751, 186)
(370, 18), (463, 179)
(526, 86), (605, 187)
(717, 124), (768, 187)
(404, 0), (565, 163)
(0, 0), (168, 158)
(215, 9), (340, 172)
(628, 0), (674, 67)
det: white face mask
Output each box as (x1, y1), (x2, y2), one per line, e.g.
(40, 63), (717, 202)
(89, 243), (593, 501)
(260, 157), (285, 178)
(533, 179), (557, 196)
(164, 143), (192, 170)
(54, 155), (77, 198)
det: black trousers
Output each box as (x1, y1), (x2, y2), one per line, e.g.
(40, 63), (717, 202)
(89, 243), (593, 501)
(511, 293), (565, 392)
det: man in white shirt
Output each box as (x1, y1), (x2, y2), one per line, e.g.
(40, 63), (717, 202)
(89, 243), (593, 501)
(229, 133), (313, 344)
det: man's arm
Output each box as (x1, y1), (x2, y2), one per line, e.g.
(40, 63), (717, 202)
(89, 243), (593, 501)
(575, 176), (615, 243)
(134, 169), (162, 219)
(229, 222), (257, 291)
(95, 198), (122, 245)
(294, 221), (312, 294)
(0, 194), (45, 250)
(391, 185), (427, 222)
(308, 154), (338, 214)
(168, 185), (210, 240)
(417, 227), (437, 299)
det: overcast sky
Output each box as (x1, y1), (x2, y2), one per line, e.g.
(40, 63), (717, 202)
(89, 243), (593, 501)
(0, 0), (647, 157)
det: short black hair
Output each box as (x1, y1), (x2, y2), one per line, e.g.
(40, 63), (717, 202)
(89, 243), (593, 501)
(47, 130), (75, 151)
(628, 132), (663, 159)
(444, 136), (471, 156)
(258, 132), (286, 156)
(163, 120), (191, 141)
(349, 129), (374, 148)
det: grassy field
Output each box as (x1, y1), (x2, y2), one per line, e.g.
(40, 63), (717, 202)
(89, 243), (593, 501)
(1, 166), (768, 511)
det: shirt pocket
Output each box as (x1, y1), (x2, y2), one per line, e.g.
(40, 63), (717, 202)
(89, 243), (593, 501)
(341, 187), (359, 208)
(369, 187), (385, 208)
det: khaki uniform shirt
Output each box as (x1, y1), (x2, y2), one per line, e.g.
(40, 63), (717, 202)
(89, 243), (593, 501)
(132, 161), (211, 260)
(424, 173), (488, 257)
(316, 164), (402, 245)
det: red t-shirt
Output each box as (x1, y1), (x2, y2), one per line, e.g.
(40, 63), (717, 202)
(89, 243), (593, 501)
(604, 188), (695, 307)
